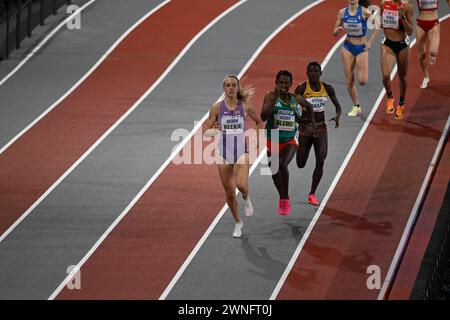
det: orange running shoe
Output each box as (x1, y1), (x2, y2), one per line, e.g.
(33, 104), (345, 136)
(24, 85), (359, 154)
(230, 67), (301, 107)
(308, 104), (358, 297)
(395, 104), (405, 120)
(307, 194), (320, 206)
(386, 97), (395, 114)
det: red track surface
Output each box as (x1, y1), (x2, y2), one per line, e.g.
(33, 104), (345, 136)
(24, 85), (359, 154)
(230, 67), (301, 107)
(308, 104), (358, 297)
(57, 0), (343, 299)
(389, 24), (450, 298)
(0, 0), (237, 237)
(276, 19), (450, 300)
(389, 139), (450, 299)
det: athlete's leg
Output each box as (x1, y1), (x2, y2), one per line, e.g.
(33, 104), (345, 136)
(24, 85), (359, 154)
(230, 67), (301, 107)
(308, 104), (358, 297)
(278, 144), (297, 199)
(355, 50), (368, 86)
(416, 24), (429, 80)
(341, 46), (359, 105)
(380, 43), (397, 95)
(427, 23), (440, 65)
(296, 134), (313, 169)
(310, 128), (328, 195)
(395, 46), (410, 120)
(268, 150), (285, 199)
(234, 153), (249, 200)
(397, 46), (410, 102)
(381, 43), (397, 113)
(217, 163), (241, 223)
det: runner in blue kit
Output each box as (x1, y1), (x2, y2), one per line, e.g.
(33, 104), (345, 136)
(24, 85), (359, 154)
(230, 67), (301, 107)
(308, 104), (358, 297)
(333, 0), (380, 117)
(204, 75), (262, 238)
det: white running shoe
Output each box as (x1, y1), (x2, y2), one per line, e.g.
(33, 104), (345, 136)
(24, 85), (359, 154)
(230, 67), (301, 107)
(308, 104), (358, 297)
(347, 105), (362, 117)
(243, 195), (254, 217)
(420, 77), (430, 89)
(232, 221), (243, 238)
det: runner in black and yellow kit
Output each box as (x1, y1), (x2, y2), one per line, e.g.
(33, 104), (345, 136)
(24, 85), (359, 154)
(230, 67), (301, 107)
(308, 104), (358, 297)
(295, 62), (342, 206)
(261, 70), (317, 215)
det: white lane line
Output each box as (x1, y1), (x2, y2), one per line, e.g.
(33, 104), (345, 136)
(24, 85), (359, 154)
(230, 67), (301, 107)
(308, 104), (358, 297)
(159, 0), (327, 300)
(47, 0), (250, 300)
(0, 0), (170, 154)
(270, 73), (398, 300)
(0, 0), (173, 244)
(378, 116), (450, 300)
(0, 0), (96, 88)
(271, 13), (450, 300)
(378, 14), (450, 299)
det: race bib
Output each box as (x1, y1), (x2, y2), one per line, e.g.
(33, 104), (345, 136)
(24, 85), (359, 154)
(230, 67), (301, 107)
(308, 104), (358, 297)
(221, 115), (244, 134)
(383, 9), (400, 29)
(344, 21), (363, 36)
(306, 97), (327, 113)
(274, 111), (296, 131)
(418, 0), (438, 10)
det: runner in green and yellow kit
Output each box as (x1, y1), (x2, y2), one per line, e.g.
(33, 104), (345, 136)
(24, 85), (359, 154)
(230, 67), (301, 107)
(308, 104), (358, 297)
(261, 70), (317, 215)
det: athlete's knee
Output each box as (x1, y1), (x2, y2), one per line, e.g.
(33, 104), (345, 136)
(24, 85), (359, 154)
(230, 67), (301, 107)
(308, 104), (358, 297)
(296, 158), (307, 168)
(315, 158), (325, 168)
(358, 73), (367, 86)
(346, 77), (355, 88)
(225, 190), (236, 201)
(382, 74), (391, 84)
(236, 182), (248, 193)
(399, 75), (408, 85)
(278, 163), (289, 175)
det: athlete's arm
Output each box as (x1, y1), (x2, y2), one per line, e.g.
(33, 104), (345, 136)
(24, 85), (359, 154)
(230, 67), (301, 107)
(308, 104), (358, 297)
(399, 2), (414, 36)
(245, 103), (263, 128)
(260, 91), (277, 122)
(294, 82), (306, 96)
(293, 93), (317, 136)
(333, 9), (345, 36)
(323, 83), (341, 129)
(244, 102), (263, 151)
(294, 83), (306, 123)
(363, 7), (381, 50)
(204, 102), (220, 137)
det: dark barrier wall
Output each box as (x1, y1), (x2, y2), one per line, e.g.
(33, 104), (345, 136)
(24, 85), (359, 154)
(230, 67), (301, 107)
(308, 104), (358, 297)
(411, 180), (450, 300)
(0, 0), (72, 60)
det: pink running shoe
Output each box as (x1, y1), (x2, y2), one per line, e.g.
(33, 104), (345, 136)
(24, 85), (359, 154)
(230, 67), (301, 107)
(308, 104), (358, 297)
(284, 199), (291, 215)
(307, 194), (319, 206)
(277, 200), (285, 215)
(278, 199), (291, 215)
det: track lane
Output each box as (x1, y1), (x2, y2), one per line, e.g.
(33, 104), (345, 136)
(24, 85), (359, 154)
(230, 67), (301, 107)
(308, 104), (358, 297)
(276, 17), (450, 300)
(389, 134), (450, 299)
(0, 0), (238, 241)
(54, 0), (336, 300)
(0, 0), (312, 300)
(0, 0), (166, 149)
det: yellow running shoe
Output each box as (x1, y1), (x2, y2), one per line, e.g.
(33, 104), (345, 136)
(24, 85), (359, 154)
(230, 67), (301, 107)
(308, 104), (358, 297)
(395, 105), (405, 120)
(386, 97), (395, 114)
(347, 105), (362, 117)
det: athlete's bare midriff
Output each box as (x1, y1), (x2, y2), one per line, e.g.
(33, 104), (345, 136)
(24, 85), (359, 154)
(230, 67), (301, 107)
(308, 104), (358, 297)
(384, 28), (407, 41)
(418, 9), (439, 21)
